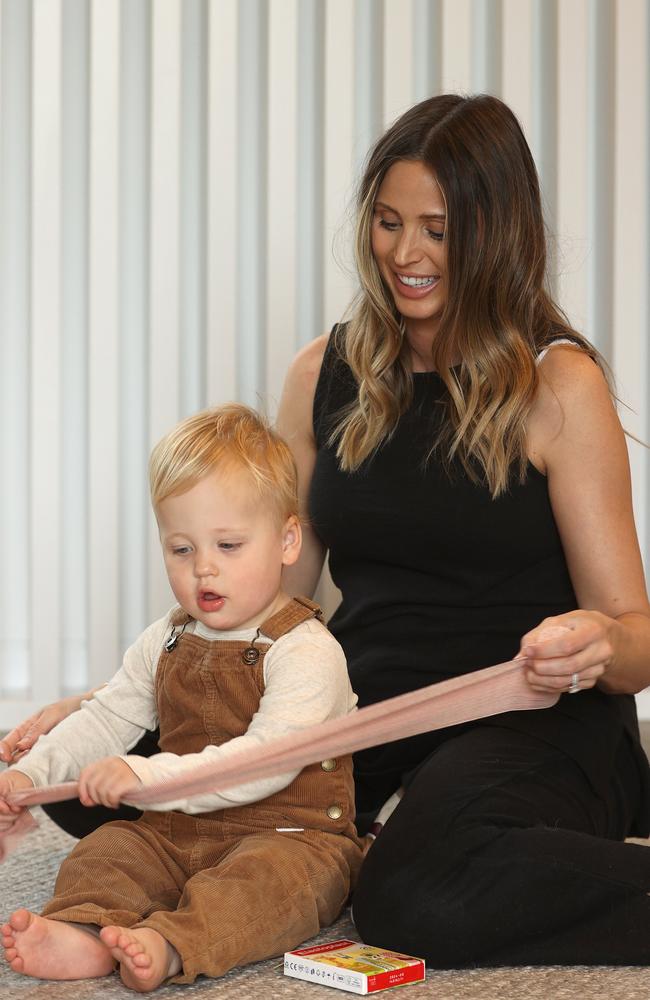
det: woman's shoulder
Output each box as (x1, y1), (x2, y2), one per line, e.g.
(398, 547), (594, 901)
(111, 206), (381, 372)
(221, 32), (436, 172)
(277, 332), (334, 445)
(279, 326), (352, 422)
(285, 332), (331, 393)
(287, 323), (350, 383)
(528, 342), (618, 473)
(278, 333), (330, 420)
(536, 342), (611, 413)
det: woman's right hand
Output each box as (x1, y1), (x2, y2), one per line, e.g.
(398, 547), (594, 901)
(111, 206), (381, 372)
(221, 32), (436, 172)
(0, 692), (94, 763)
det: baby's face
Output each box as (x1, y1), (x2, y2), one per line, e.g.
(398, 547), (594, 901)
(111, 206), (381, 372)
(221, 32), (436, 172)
(156, 470), (300, 631)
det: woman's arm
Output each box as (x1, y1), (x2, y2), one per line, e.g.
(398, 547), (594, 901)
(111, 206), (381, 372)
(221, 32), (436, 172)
(276, 333), (330, 598)
(521, 346), (650, 695)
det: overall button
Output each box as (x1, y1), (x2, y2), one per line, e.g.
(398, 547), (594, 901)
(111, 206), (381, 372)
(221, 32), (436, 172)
(326, 804), (343, 821)
(320, 758), (337, 772)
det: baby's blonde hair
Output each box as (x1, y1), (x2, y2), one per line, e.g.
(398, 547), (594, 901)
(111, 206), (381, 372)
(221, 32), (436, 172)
(149, 404), (299, 521)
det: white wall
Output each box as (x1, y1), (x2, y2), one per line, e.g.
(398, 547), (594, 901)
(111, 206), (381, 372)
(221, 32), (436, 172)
(1, 0), (649, 725)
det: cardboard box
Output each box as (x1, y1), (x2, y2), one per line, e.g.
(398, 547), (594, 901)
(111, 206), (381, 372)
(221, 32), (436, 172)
(284, 938), (425, 994)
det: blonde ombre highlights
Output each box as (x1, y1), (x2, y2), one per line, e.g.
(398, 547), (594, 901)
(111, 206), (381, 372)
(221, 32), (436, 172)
(149, 404), (299, 521)
(332, 94), (607, 497)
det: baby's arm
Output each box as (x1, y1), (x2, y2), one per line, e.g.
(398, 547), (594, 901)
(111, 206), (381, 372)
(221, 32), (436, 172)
(0, 691), (104, 764)
(11, 615), (166, 792)
(0, 753), (142, 813)
(121, 621), (355, 814)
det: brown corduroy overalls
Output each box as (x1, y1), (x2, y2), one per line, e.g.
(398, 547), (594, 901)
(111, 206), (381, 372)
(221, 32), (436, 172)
(41, 597), (364, 984)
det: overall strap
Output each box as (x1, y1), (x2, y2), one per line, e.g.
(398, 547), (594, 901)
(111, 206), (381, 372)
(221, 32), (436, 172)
(169, 606), (194, 628)
(259, 596), (324, 642)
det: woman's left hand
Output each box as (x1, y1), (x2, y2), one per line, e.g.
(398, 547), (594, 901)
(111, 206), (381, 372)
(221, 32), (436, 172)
(518, 611), (614, 695)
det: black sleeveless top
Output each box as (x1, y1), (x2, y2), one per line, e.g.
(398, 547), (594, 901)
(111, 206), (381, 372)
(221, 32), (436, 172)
(310, 328), (650, 833)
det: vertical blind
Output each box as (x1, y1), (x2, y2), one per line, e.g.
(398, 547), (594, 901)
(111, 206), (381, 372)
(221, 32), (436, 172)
(1, 0), (649, 725)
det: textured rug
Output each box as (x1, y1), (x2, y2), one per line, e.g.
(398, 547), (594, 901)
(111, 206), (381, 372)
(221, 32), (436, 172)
(0, 809), (649, 998)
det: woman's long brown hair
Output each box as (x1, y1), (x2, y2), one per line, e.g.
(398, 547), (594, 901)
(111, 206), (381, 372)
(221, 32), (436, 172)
(331, 94), (607, 497)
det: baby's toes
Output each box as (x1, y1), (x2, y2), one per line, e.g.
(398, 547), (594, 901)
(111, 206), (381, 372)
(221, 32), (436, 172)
(120, 934), (145, 956)
(99, 926), (119, 948)
(130, 950), (152, 968)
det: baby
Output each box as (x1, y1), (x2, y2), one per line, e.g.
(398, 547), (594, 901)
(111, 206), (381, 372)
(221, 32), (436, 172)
(0, 403), (363, 990)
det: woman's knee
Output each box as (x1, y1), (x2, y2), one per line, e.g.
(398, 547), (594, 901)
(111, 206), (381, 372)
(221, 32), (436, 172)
(353, 857), (480, 966)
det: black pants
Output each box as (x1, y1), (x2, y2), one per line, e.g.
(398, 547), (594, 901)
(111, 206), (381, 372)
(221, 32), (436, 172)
(352, 725), (650, 967)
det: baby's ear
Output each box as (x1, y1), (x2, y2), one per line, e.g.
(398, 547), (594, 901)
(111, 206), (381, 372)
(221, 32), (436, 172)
(281, 515), (302, 565)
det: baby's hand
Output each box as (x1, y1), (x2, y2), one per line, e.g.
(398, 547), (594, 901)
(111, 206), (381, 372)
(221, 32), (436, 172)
(78, 757), (142, 809)
(0, 770), (35, 820)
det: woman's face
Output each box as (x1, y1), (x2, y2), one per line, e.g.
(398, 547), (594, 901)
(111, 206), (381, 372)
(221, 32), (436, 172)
(371, 159), (447, 348)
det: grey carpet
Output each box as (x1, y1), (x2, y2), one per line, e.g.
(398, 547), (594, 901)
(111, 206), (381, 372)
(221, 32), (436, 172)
(1, 810), (650, 998)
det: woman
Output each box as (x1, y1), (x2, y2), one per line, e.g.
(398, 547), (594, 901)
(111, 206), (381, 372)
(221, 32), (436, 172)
(4, 94), (650, 966)
(276, 94), (650, 966)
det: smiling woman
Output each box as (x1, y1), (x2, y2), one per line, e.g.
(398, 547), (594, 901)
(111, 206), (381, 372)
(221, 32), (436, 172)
(276, 92), (650, 968)
(331, 93), (605, 498)
(371, 161), (447, 360)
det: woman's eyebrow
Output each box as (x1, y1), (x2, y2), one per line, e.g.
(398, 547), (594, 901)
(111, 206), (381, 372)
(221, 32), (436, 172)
(374, 201), (445, 221)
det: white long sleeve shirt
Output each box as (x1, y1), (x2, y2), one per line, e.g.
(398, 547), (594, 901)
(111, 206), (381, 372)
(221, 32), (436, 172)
(13, 607), (357, 814)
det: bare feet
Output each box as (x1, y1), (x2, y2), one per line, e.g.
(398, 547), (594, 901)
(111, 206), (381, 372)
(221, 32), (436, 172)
(1, 909), (115, 979)
(100, 925), (182, 992)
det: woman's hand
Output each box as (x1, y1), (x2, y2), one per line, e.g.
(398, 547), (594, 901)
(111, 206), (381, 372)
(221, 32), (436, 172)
(518, 612), (614, 695)
(0, 688), (104, 764)
(78, 757), (142, 809)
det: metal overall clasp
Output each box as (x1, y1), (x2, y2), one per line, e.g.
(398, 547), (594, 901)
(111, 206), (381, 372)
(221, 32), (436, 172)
(241, 628), (262, 665)
(164, 620), (189, 652)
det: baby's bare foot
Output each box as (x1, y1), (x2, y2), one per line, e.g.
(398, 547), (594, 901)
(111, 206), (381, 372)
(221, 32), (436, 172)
(1, 909), (114, 980)
(100, 925), (181, 992)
